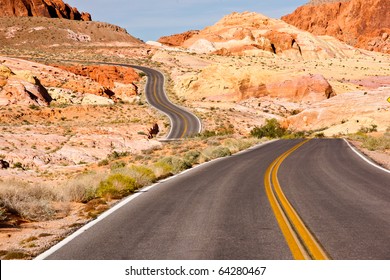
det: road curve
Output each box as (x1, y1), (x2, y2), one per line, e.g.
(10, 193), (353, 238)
(40, 139), (390, 260)
(114, 63), (201, 139)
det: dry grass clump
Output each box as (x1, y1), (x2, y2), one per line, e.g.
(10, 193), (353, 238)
(0, 180), (61, 221)
(59, 173), (105, 203)
(200, 146), (231, 162)
(223, 138), (260, 153)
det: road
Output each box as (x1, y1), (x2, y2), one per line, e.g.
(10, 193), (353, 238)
(40, 139), (390, 260)
(117, 64), (201, 139)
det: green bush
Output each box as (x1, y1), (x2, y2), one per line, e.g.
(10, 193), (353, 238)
(96, 174), (138, 199)
(250, 119), (287, 139)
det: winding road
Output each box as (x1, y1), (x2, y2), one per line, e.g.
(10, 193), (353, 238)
(38, 139), (390, 260)
(115, 63), (201, 139)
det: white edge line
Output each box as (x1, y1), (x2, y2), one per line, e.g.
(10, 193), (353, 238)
(34, 139), (275, 260)
(343, 138), (390, 174)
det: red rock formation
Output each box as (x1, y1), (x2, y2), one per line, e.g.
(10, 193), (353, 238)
(0, 0), (92, 21)
(158, 30), (199, 46)
(54, 65), (140, 90)
(282, 0), (390, 53)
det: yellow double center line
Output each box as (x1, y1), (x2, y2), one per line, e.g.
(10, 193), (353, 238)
(264, 139), (330, 260)
(152, 74), (188, 138)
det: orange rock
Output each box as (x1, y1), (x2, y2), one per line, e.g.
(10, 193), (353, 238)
(282, 0), (390, 53)
(54, 65), (139, 90)
(0, 0), (91, 21)
(158, 30), (199, 47)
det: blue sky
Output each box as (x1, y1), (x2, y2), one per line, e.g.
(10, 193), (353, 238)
(65, 0), (308, 41)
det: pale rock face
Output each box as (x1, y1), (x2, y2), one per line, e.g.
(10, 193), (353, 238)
(159, 11), (360, 59)
(285, 87), (390, 135)
(81, 94), (114, 106)
(188, 39), (217, 54)
(175, 64), (334, 103)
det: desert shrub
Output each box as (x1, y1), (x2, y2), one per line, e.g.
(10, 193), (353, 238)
(184, 150), (201, 165)
(152, 161), (173, 178)
(0, 181), (59, 221)
(96, 174), (138, 199)
(362, 136), (390, 151)
(98, 159), (109, 166)
(201, 146), (231, 162)
(197, 130), (217, 139)
(154, 157), (191, 175)
(223, 139), (253, 153)
(107, 151), (130, 160)
(113, 165), (156, 186)
(110, 160), (126, 170)
(250, 119), (287, 139)
(60, 173), (103, 203)
(359, 124), (378, 134)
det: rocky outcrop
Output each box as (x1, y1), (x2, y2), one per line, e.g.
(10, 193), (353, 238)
(158, 30), (199, 47)
(0, 65), (52, 106)
(54, 65), (140, 101)
(158, 12), (358, 59)
(284, 87), (390, 135)
(55, 65), (139, 90)
(0, 0), (91, 21)
(176, 63), (334, 103)
(282, 0), (390, 53)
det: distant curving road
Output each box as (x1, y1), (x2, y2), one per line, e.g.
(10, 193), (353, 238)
(116, 64), (201, 139)
(39, 139), (390, 260)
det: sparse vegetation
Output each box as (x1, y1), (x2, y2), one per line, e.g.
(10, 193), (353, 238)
(96, 174), (138, 199)
(349, 127), (390, 151)
(250, 118), (287, 139)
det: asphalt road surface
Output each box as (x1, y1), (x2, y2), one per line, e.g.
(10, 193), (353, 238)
(40, 139), (390, 260)
(119, 64), (201, 139)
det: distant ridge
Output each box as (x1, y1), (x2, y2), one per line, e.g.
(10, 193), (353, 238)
(0, 0), (92, 21)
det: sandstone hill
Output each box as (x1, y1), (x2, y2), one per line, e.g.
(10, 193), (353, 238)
(157, 11), (360, 60)
(0, 16), (143, 48)
(0, 0), (91, 21)
(282, 0), (390, 53)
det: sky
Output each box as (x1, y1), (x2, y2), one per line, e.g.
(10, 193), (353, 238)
(65, 0), (308, 41)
